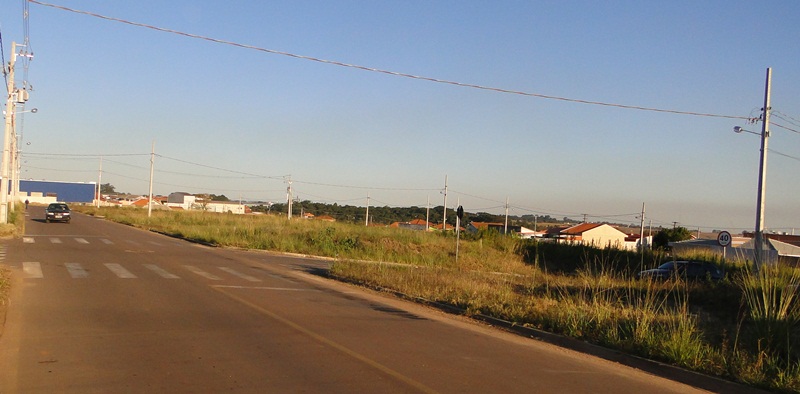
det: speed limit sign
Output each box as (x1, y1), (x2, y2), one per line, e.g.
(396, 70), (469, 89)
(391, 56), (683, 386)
(717, 231), (732, 247)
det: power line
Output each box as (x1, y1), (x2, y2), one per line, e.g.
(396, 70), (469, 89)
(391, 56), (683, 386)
(28, 0), (752, 121)
(293, 179), (438, 192)
(769, 149), (800, 163)
(773, 111), (800, 128)
(770, 121), (800, 135)
(0, 28), (8, 92)
(156, 154), (286, 180)
(25, 151), (149, 157)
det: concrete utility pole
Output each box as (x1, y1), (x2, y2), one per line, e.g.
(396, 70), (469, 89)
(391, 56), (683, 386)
(504, 197), (509, 234)
(1, 42), (19, 224)
(425, 195), (430, 231)
(97, 157), (103, 208)
(753, 67), (772, 274)
(147, 141), (155, 218)
(365, 193), (370, 227)
(286, 177), (293, 220)
(442, 175), (448, 230)
(639, 203), (646, 270)
(639, 203), (646, 248)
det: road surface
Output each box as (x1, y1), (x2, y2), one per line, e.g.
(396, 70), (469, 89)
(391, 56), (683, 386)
(0, 205), (708, 393)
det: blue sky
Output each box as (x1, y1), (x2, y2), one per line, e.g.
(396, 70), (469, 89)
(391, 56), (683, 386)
(2, 1), (799, 232)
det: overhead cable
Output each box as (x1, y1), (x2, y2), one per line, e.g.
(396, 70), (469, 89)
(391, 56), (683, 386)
(28, 0), (750, 121)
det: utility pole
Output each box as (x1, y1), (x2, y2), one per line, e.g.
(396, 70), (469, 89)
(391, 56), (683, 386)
(753, 67), (772, 274)
(442, 175), (448, 231)
(365, 193), (370, 227)
(8, 122), (16, 215)
(147, 141), (155, 217)
(504, 197), (509, 234)
(1, 43), (19, 224)
(638, 203), (646, 249)
(97, 157), (103, 208)
(425, 195), (430, 231)
(639, 203), (646, 270)
(286, 177), (293, 220)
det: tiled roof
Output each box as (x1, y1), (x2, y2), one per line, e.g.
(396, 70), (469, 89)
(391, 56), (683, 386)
(562, 222), (604, 235)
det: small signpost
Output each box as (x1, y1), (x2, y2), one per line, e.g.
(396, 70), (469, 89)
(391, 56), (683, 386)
(717, 231), (732, 260)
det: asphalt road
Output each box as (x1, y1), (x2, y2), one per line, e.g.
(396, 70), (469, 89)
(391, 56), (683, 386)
(0, 206), (708, 393)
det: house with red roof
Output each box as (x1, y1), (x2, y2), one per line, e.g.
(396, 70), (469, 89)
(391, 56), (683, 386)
(559, 222), (628, 249)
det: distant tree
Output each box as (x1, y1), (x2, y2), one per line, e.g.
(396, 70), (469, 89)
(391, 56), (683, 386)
(100, 183), (116, 194)
(210, 194), (230, 201)
(652, 227), (693, 250)
(471, 212), (503, 223)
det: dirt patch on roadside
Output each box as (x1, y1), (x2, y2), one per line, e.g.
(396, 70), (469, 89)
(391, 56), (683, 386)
(0, 268), (10, 337)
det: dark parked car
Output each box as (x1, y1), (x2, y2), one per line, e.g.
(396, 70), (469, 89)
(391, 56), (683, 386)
(637, 260), (723, 281)
(45, 202), (71, 223)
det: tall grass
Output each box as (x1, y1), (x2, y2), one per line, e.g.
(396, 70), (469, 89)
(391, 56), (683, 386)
(739, 265), (800, 358)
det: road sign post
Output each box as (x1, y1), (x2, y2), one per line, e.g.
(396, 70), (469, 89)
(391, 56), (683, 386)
(717, 231), (732, 261)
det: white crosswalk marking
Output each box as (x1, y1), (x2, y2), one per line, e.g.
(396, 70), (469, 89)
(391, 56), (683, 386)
(65, 263), (88, 278)
(15, 261), (263, 283)
(183, 265), (221, 280)
(50, 238), (62, 244)
(105, 263), (137, 279)
(144, 264), (180, 279)
(23, 262), (43, 278)
(218, 267), (261, 282)
(101, 239), (113, 245)
(75, 238), (89, 244)
(23, 237), (34, 243)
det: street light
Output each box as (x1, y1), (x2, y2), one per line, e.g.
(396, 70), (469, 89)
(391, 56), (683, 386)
(733, 126), (759, 136)
(2, 107), (37, 116)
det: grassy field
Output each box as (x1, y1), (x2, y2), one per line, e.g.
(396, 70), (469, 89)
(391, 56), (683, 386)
(73, 205), (800, 392)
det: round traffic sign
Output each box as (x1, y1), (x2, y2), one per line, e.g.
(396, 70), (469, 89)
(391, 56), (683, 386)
(717, 231), (732, 247)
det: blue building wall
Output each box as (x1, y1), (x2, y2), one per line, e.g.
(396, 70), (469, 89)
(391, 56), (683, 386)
(20, 180), (96, 203)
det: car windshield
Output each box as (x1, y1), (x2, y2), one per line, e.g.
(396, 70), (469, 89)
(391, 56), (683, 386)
(657, 262), (682, 270)
(49, 204), (69, 210)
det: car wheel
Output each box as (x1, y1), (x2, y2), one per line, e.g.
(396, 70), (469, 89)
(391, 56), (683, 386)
(45, 219), (49, 223)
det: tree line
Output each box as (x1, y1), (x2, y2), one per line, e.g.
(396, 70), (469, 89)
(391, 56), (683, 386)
(250, 200), (572, 229)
